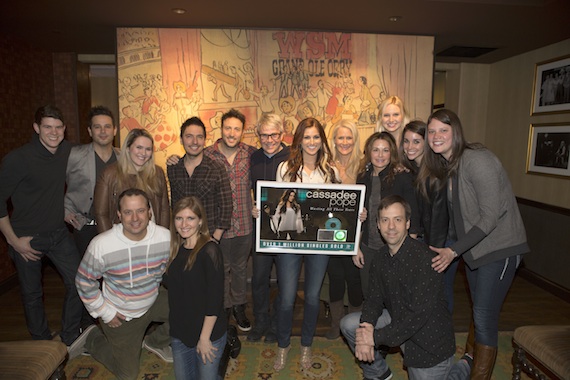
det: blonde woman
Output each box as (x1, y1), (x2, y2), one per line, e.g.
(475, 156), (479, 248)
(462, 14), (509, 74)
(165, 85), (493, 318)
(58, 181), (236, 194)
(375, 95), (410, 149)
(323, 120), (364, 339)
(94, 128), (170, 232)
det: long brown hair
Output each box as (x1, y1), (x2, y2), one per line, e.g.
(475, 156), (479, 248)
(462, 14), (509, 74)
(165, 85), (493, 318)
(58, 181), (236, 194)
(168, 196), (211, 271)
(399, 120), (426, 174)
(281, 118), (339, 183)
(358, 132), (398, 185)
(418, 109), (484, 198)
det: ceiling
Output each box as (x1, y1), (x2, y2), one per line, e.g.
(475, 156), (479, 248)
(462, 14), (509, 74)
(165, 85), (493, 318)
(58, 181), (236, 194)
(2, 0), (569, 64)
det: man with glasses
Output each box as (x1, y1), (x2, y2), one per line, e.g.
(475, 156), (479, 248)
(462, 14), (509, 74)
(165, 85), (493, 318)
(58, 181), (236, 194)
(247, 113), (290, 342)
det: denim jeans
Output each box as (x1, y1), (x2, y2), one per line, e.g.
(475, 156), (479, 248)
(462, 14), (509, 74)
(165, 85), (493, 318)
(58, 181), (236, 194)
(407, 355), (453, 379)
(251, 250), (278, 329)
(172, 333), (227, 380)
(340, 310), (392, 379)
(465, 255), (521, 347)
(341, 311), (454, 379)
(442, 239), (458, 314)
(275, 253), (329, 348)
(8, 226), (82, 345)
(219, 234), (252, 308)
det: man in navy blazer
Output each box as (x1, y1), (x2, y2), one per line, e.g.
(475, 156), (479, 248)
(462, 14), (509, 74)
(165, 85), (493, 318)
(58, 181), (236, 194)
(65, 106), (120, 257)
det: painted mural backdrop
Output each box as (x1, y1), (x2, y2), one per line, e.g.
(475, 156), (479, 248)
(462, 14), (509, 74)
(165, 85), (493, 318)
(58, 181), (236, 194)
(116, 28), (434, 167)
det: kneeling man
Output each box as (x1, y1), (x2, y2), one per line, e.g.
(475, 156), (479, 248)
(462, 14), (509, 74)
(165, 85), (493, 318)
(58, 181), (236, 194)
(71, 188), (172, 380)
(341, 195), (455, 380)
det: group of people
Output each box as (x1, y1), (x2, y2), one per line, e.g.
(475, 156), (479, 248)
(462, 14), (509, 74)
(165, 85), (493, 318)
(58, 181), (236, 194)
(0, 96), (528, 380)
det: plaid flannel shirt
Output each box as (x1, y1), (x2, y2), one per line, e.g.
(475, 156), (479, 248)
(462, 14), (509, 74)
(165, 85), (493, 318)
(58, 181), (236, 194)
(167, 154), (232, 234)
(204, 140), (256, 238)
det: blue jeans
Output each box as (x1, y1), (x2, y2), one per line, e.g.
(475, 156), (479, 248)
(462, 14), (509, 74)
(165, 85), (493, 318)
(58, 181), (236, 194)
(171, 333), (227, 380)
(275, 253), (329, 348)
(341, 311), (454, 380)
(251, 250), (278, 330)
(407, 355), (453, 379)
(465, 255), (521, 347)
(340, 311), (391, 379)
(8, 226), (82, 345)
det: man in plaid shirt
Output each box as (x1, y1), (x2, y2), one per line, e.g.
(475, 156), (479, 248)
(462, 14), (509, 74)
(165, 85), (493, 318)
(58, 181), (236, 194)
(167, 116), (232, 244)
(204, 109), (256, 331)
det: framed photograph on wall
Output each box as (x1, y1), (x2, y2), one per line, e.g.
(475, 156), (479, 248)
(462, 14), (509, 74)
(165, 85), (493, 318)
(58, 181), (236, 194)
(527, 123), (570, 178)
(531, 54), (570, 115)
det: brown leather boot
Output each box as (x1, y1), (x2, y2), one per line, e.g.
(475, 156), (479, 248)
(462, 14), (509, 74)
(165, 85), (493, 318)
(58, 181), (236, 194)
(470, 343), (497, 380)
(325, 300), (345, 340)
(465, 321), (475, 357)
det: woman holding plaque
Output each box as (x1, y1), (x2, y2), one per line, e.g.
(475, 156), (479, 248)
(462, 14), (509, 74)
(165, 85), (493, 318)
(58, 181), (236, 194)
(273, 117), (340, 371)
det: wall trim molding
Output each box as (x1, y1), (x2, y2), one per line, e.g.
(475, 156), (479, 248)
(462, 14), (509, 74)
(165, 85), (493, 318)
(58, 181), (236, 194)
(517, 197), (570, 216)
(519, 267), (570, 303)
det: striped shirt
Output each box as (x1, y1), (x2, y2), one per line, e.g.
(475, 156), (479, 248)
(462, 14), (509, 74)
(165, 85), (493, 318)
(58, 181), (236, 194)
(75, 221), (170, 323)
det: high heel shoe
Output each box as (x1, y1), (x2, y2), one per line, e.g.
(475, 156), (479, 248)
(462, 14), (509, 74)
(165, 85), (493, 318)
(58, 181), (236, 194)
(273, 346), (290, 371)
(300, 345), (312, 369)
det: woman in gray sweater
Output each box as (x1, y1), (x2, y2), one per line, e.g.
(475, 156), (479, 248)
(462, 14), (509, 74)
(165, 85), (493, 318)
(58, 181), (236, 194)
(419, 109), (529, 380)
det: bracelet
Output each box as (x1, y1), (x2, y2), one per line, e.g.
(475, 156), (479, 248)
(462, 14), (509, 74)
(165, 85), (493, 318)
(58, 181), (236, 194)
(211, 236), (220, 244)
(451, 249), (458, 258)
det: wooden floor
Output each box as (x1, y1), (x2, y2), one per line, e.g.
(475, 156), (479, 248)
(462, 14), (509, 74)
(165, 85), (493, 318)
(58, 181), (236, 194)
(1, 260), (570, 343)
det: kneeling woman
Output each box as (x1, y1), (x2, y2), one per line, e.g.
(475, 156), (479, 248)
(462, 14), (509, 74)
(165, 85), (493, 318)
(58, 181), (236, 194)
(165, 197), (227, 379)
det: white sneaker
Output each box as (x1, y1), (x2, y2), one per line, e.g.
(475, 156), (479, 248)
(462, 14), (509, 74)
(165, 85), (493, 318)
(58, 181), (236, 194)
(68, 325), (97, 360)
(143, 338), (173, 363)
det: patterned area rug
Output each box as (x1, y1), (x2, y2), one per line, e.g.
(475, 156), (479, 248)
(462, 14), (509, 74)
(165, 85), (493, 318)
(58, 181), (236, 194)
(64, 332), (529, 379)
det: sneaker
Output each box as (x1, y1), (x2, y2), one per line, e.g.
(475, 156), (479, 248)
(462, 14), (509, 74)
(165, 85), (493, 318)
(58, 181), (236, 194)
(232, 304), (251, 332)
(68, 324), (97, 360)
(143, 338), (173, 363)
(381, 368), (393, 380)
(247, 325), (266, 342)
(264, 328), (277, 343)
(365, 369), (392, 380)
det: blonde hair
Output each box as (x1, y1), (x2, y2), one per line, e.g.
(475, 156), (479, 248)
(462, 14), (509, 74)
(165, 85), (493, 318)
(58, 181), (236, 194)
(117, 129), (160, 197)
(375, 96), (410, 133)
(328, 119), (362, 183)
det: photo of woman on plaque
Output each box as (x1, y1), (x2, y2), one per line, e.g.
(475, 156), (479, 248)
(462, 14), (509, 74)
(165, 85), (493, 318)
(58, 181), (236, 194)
(272, 189), (304, 240)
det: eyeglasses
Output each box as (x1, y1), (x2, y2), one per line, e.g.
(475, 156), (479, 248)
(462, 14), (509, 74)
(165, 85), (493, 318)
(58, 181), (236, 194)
(259, 132), (282, 141)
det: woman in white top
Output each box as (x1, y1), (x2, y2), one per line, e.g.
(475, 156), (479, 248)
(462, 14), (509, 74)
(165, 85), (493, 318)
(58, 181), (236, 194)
(273, 117), (339, 371)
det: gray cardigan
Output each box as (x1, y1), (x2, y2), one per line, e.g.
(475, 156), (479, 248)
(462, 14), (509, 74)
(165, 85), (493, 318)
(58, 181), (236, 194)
(450, 148), (529, 269)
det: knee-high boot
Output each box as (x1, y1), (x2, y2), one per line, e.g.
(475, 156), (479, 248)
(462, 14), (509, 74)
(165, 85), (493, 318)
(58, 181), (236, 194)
(325, 300), (345, 340)
(465, 321), (475, 357)
(470, 343), (497, 380)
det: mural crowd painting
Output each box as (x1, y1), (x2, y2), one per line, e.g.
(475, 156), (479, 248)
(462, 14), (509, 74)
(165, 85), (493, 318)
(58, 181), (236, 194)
(116, 28), (434, 167)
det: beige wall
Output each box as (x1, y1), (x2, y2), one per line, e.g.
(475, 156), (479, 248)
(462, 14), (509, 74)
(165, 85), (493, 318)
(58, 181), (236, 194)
(438, 39), (570, 209)
(486, 39), (570, 209)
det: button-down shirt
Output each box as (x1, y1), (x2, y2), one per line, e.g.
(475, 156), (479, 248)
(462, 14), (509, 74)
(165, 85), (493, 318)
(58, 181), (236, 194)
(360, 235), (456, 368)
(167, 154), (232, 235)
(204, 140), (256, 238)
